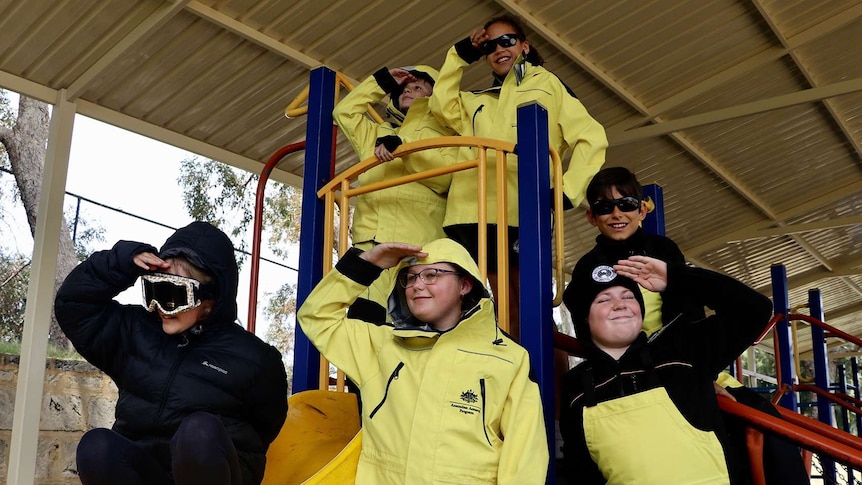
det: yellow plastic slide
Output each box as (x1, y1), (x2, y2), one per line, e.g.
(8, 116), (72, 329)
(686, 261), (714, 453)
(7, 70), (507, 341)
(261, 390), (362, 485)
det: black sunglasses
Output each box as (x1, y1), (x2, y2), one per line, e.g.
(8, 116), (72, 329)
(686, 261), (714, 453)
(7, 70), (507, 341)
(590, 196), (642, 215)
(481, 34), (520, 55)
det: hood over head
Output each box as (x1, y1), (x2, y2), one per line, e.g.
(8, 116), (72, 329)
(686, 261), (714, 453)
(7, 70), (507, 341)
(563, 258), (645, 342)
(386, 65), (439, 123)
(159, 221), (239, 325)
(388, 238), (489, 330)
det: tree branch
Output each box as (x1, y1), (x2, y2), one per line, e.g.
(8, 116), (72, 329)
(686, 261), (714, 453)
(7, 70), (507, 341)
(0, 125), (12, 148)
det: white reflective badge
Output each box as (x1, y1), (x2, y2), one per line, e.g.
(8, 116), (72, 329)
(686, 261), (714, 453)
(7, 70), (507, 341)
(592, 265), (617, 283)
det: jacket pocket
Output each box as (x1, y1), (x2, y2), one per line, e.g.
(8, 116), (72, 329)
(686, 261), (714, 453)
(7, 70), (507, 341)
(369, 362), (404, 419)
(480, 378), (492, 446)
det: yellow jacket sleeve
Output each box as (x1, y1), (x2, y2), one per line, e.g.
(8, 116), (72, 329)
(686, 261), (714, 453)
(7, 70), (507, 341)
(333, 73), (393, 159)
(557, 86), (608, 208)
(296, 256), (386, 387)
(429, 45), (473, 135)
(497, 353), (550, 483)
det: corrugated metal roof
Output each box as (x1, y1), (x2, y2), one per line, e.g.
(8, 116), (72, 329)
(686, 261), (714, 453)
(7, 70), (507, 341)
(2, 0), (862, 356)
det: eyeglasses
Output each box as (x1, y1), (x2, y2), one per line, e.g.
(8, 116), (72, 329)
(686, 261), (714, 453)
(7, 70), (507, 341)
(142, 273), (206, 315)
(398, 268), (462, 288)
(590, 196), (642, 215)
(480, 34), (520, 55)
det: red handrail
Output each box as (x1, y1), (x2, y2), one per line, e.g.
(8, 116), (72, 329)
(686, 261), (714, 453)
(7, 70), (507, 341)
(247, 141), (307, 333)
(554, 331), (586, 358)
(794, 384), (862, 418)
(719, 396), (862, 468)
(790, 313), (862, 348)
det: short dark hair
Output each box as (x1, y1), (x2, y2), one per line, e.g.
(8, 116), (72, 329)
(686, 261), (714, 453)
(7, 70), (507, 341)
(586, 167), (644, 204)
(484, 15), (544, 66)
(408, 69), (435, 88)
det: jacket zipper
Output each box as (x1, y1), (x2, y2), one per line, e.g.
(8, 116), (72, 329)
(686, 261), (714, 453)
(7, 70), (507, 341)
(154, 336), (191, 424)
(471, 104), (484, 135)
(480, 378), (492, 446)
(369, 362), (404, 419)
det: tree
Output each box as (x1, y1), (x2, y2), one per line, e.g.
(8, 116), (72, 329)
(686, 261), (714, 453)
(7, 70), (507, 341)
(0, 248), (29, 342)
(178, 155), (306, 365)
(0, 92), (79, 349)
(264, 282), (297, 394)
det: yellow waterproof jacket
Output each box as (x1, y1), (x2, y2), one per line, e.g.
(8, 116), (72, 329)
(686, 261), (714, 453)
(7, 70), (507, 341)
(333, 67), (456, 247)
(297, 239), (549, 484)
(429, 44), (608, 227)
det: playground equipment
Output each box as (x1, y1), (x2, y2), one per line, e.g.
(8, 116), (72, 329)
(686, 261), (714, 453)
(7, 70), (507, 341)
(253, 67), (862, 483)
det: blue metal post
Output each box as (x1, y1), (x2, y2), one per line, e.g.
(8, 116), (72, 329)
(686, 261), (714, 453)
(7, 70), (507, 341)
(809, 289), (835, 481)
(838, 365), (849, 433)
(837, 364), (855, 485)
(641, 184), (665, 236)
(293, 67), (336, 393)
(770, 264), (797, 410)
(516, 103), (556, 484)
(853, 358), (862, 436)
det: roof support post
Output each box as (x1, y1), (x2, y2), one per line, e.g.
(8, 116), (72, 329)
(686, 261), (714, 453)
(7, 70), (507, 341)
(7, 89), (76, 485)
(293, 67), (336, 393)
(516, 102), (556, 484)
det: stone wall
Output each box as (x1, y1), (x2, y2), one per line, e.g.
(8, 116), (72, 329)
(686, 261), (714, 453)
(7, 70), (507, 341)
(0, 354), (117, 485)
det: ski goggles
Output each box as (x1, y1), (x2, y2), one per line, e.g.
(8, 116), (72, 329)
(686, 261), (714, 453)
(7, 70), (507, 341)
(590, 196), (642, 215)
(480, 33), (520, 55)
(142, 273), (212, 315)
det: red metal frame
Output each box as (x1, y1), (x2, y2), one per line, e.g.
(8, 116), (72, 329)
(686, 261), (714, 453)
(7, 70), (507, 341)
(247, 141), (306, 333)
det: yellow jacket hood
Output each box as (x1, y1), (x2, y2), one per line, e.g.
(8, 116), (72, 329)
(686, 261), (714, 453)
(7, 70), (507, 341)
(388, 238), (491, 330)
(386, 64), (440, 124)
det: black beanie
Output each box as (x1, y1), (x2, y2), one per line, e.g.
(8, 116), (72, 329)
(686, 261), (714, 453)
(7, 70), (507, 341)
(563, 262), (646, 341)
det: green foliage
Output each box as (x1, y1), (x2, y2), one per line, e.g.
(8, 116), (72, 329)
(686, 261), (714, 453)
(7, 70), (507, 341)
(0, 248), (29, 342)
(64, 205), (106, 261)
(0, 90), (14, 127)
(0, 339), (84, 359)
(178, 156), (260, 262)
(178, 155), (302, 378)
(178, 155), (302, 257)
(264, 184), (302, 259)
(264, 281), (296, 343)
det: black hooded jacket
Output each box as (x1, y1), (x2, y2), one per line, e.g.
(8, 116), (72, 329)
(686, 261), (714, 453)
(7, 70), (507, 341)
(55, 222), (287, 484)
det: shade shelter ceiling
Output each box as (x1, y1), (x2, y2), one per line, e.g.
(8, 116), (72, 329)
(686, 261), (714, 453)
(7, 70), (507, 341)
(2, 0), (862, 359)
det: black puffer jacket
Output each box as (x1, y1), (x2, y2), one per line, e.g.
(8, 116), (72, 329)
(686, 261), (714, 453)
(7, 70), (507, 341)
(55, 222), (287, 484)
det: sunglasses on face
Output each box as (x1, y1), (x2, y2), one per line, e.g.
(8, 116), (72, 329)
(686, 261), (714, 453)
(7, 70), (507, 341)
(481, 34), (520, 55)
(590, 196), (642, 215)
(142, 273), (209, 315)
(398, 268), (462, 288)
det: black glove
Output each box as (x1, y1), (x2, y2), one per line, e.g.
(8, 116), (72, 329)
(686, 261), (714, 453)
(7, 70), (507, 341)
(375, 135), (403, 152)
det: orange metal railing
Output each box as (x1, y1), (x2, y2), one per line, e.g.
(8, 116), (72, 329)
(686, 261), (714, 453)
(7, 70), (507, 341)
(285, 73), (384, 124)
(315, 135), (566, 389)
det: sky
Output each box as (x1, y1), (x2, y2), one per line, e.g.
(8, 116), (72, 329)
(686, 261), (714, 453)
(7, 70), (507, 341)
(1, 93), (299, 340)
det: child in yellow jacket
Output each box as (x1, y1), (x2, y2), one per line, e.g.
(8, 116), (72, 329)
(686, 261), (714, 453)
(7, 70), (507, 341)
(298, 239), (548, 484)
(334, 65), (457, 321)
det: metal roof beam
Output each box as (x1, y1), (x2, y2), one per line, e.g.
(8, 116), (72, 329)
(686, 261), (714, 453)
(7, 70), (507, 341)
(185, 1), (320, 70)
(756, 255), (862, 295)
(76, 99), (303, 187)
(494, 0), (650, 114)
(668, 132), (833, 272)
(609, 77), (862, 145)
(608, 4), (862, 132)
(66, 0), (191, 101)
(753, 0), (862, 163)
(684, 180), (862, 255)
(723, 216), (862, 242)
